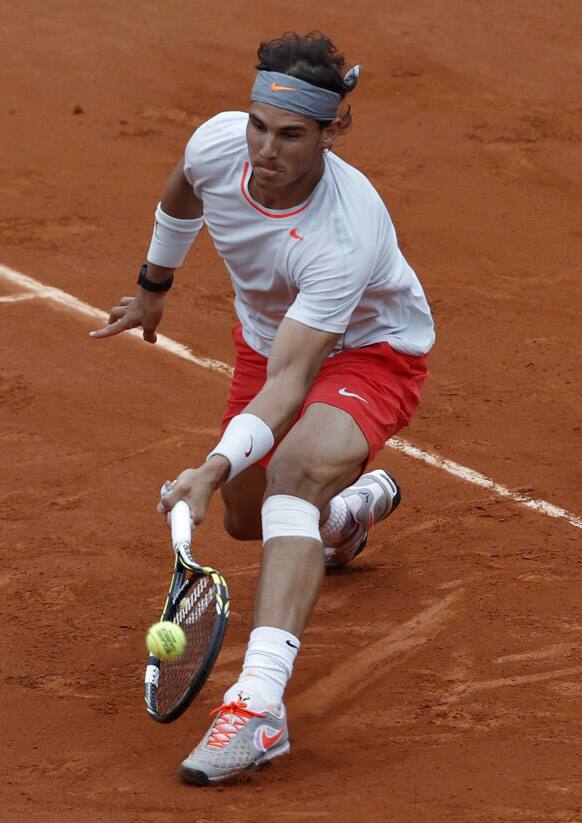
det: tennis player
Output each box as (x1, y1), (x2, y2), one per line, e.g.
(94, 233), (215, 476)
(92, 31), (435, 784)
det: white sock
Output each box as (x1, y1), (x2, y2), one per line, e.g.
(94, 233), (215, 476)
(224, 626), (300, 711)
(320, 494), (356, 546)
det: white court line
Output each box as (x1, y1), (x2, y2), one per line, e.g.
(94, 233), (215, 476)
(0, 264), (232, 377)
(0, 292), (39, 303)
(1, 262), (580, 531)
(389, 438), (582, 529)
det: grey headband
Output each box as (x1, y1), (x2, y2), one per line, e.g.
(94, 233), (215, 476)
(251, 70), (353, 120)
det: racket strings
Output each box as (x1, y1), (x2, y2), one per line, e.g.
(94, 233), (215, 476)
(156, 576), (218, 715)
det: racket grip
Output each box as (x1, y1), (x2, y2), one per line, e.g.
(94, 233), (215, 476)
(171, 500), (192, 551)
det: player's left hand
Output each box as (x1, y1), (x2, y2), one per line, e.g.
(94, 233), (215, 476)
(90, 291), (165, 343)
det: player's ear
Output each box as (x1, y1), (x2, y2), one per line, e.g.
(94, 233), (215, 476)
(320, 117), (342, 151)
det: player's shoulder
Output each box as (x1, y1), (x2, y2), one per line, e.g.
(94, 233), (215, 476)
(195, 110), (248, 136)
(325, 151), (386, 212)
(290, 153), (393, 273)
(185, 111), (247, 157)
(312, 152), (393, 247)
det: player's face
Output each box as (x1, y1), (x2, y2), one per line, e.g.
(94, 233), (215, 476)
(246, 103), (338, 195)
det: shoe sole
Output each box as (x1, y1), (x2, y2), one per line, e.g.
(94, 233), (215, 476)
(178, 741), (291, 786)
(353, 470), (400, 560)
(365, 469), (401, 521)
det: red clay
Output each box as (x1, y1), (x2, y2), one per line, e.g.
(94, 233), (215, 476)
(2, 2), (581, 821)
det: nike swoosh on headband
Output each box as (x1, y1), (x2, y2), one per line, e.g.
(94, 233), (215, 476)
(271, 81), (298, 92)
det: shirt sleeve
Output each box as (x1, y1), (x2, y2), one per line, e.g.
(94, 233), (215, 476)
(182, 123), (210, 199)
(284, 230), (375, 334)
(183, 111), (247, 199)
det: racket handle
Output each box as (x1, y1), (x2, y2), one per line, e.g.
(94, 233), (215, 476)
(171, 500), (192, 552)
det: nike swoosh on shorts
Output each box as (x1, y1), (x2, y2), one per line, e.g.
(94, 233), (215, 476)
(338, 387), (369, 404)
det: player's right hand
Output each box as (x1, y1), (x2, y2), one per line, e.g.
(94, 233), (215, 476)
(158, 459), (230, 528)
(158, 469), (214, 529)
(89, 291), (165, 343)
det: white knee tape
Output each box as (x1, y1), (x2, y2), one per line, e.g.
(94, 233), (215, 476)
(261, 495), (321, 543)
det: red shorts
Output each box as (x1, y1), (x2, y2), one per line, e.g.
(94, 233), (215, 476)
(222, 324), (429, 465)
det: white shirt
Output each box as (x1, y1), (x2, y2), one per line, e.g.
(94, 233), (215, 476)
(183, 111), (435, 357)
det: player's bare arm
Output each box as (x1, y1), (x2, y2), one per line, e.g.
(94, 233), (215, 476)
(90, 161), (202, 342)
(245, 318), (339, 439)
(160, 159), (204, 220)
(159, 318), (339, 520)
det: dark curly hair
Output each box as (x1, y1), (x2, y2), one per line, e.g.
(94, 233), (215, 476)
(256, 31), (354, 132)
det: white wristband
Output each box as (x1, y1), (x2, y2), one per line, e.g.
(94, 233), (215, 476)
(146, 203), (204, 269)
(208, 413), (274, 482)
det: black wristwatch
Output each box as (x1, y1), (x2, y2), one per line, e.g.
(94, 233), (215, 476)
(137, 263), (174, 293)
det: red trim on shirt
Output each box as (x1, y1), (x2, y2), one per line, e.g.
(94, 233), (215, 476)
(240, 162), (311, 219)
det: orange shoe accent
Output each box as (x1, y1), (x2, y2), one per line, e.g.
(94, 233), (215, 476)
(271, 81), (298, 92)
(206, 701), (266, 751)
(289, 228), (303, 241)
(260, 724), (287, 750)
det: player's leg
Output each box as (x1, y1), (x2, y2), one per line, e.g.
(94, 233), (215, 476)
(220, 464), (266, 540)
(218, 444), (398, 553)
(301, 341), (427, 566)
(218, 342), (427, 701)
(209, 341), (427, 704)
(179, 403), (369, 785)
(180, 343), (429, 784)
(251, 402), (368, 634)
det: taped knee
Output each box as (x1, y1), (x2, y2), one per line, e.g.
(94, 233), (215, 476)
(261, 495), (321, 543)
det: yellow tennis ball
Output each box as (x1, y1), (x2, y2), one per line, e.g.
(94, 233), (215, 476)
(146, 621), (186, 660)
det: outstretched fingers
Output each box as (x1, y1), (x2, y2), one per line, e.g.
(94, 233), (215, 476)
(89, 313), (136, 339)
(89, 296), (158, 341)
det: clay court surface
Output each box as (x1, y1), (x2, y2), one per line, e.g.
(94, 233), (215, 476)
(2, 1), (581, 820)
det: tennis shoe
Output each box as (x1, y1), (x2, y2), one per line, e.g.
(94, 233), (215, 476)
(324, 469), (401, 568)
(179, 693), (289, 785)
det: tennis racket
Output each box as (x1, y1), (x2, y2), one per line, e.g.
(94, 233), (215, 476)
(144, 497), (229, 723)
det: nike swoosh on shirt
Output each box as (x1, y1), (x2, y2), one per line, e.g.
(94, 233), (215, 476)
(289, 228), (303, 240)
(271, 81), (298, 92)
(259, 724), (287, 750)
(338, 387), (369, 404)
